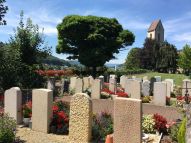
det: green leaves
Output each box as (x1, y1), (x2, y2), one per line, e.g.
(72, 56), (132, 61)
(56, 15), (134, 73)
(0, 0), (8, 25)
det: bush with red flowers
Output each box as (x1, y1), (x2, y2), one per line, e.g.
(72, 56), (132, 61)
(49, 101), (70, 135)
(23, 101), (32, 118)
(116, 92), (128, 98)
(35, 70), (73, 77)
(153, 113), (167, 133)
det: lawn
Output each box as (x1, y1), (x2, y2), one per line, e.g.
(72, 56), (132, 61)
(131, 72), (189, 86)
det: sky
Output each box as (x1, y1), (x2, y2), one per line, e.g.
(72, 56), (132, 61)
(1, 0), (191, 64)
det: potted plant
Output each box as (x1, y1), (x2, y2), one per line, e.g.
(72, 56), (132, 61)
(22, 101), (32, 126)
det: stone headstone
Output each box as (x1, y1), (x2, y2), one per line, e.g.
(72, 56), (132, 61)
(75, 78), (83, 93)
(98, 75), (104, 89)
(165, 79), (174, 92)
(182, 79), (191, 96)
(70, 77), (77, 90)
(125, 80), (141, 99)
(153, 82), (167, 106)
(109, 78), (116, 93)
(150, 77), (157, 95)
(91, 79), (101, 99)
(47, 77), (55, 90)
(69, 93), (92, 142)
(143, 76), (148, 81)
(89, 76), (94, 87)
(142, 80), (150, 96)
(163, 81), (171, 97)
(61, 78), (69, 94)
(134, 78), (142, 82)
(114, 97), (142, 143)
(83, 77), (90, 90)
(110, 74), (116, 79)
(120, 75), (127, 88)
(4, 87), (22, 124)
(32, 89), (53, 133)
(154, 76), (161, 82)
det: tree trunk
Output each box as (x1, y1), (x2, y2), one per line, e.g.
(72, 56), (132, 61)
(92, 66), (97, 78)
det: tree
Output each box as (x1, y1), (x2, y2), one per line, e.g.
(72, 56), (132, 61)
(124, 47), (141, 69)
(178, 44), (191, 75)
(56, 15), (135, 77)
(9, 11), (51, 65)
(141, 38), (160, 70)
(0, 0), (8, 25)
(156, 41), (178, 73)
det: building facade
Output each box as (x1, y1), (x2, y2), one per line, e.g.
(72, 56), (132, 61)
(147, 19), (164, 43)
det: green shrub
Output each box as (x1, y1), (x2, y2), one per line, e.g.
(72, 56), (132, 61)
(0, 113), (16, 143)
(177, 117), (186, 143)
(142, 96), (151, 103)
(92, 112), (113, 142)
(169, 123), (180, 142)
(142, 115), (155, 133)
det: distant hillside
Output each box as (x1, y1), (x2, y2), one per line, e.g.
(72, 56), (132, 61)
(41, 55), (122, 68)
(41, 55), (71, 66)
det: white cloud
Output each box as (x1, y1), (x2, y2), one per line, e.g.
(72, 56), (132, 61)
(171, 32), (191, 42)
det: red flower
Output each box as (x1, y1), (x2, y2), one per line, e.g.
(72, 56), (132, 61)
(52, 105), (59, 112)
(116, 92), (128, 98)
(57, 124), (62, 129)
(153, 113), (167, 133)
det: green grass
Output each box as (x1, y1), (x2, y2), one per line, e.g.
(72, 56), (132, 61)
(131, 72), (189, 86)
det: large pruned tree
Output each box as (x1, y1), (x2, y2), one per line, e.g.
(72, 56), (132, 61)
(156, 41), (178, 73)
(141, 38), (160, 70)
(0, 0), (8, 25)
(56, 15), (135, 77)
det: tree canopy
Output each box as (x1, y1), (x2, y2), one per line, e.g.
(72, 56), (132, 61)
(56, 15), (135, 76)
(178, 44), (191, 75)
(0, 0), (8, 25)
(124, 47), (142, 69)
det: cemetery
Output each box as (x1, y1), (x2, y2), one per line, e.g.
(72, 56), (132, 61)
(0, 73), (190, 143)
(1, 1), (191, 143)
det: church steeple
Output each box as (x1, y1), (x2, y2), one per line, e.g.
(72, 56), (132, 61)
(147, 19), (164, 43)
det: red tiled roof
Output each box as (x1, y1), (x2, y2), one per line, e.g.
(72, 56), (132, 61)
(148, 19), (160, 32)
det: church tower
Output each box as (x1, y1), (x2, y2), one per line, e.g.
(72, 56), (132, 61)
(147, 19), (164, 43)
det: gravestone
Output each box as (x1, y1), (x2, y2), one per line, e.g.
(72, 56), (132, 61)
(91, 79), (101, 99)
(134, 78), (142, 82)
(4, 87), (22, 124)
(61, 78), (69, 95)
(182, 79), (191, 96)
(125, 80), (141, 99)
(120, 75), (127, 88)
(163, 81), (171, 97)
(83, 77), (90, 90)
(70, 77), (77, 90)
(75, 78), (83, 93)
(165, 79), (174, 92)
(114, 97), (142, 143)
(143, 76), (148, 81)
(109, 78), (116, 93)
(89, 76), (94, 87)
(69, 93), (92, 142)
(32, 89), (53, 133)
(153, 82), (167, 106)
(110, 74), (116, 79)
(154, 76), (161, 82)
(142, 80), (150, 96)
(98, 75), (104, 89)
(47, 77), (55, 90)
(150, 77), (157, 95)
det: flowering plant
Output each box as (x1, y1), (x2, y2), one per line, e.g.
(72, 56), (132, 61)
(49, 101), (69, 135)
(22, 101), (32, 118)
(153, 113), (167, 133)
(35, 70), (73, 77)
(116, 92), (128, 98)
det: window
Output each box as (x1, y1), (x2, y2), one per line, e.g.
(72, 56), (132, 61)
(150, 33), (152, 39)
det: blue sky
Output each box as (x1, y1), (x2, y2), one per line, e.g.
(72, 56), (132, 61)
(1, 0), (191, 64)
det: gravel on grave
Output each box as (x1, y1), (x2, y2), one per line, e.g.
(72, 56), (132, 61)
(16, 127), (70, 143)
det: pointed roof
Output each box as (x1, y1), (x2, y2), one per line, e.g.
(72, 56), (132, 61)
(148, 19), (161, 32)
